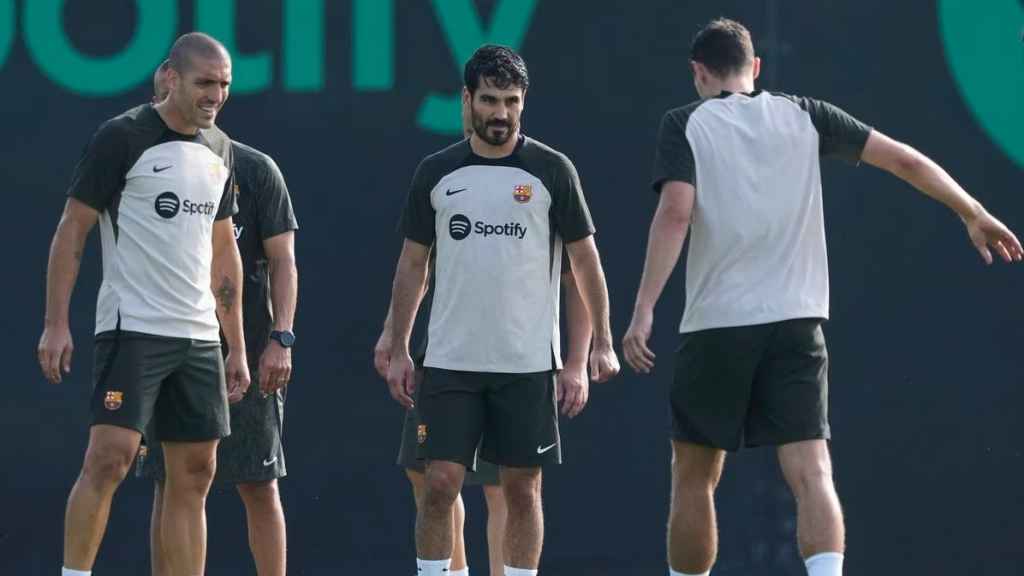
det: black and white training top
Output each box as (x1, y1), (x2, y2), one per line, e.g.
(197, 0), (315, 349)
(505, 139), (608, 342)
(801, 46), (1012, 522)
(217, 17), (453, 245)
(402, 135), (595, 374)
(67, 104), (236, 342)
(651, 90), (872, 334)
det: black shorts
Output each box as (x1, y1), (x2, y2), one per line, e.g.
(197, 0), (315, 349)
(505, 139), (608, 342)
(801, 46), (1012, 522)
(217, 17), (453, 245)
(397, 405), (500, 486)
(418, 368), (561, 469)
(138, 372), (286, 484)
(92, 331), (229, 442)
(671, 318), (830, 451)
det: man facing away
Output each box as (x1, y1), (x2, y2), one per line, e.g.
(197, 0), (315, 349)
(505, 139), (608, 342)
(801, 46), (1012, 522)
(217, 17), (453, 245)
(622, 18), (1022, 576)
(38, 32), (250, 576)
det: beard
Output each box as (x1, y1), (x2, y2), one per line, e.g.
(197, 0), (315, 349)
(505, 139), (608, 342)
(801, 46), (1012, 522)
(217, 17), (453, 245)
(471, 111), (517, 146)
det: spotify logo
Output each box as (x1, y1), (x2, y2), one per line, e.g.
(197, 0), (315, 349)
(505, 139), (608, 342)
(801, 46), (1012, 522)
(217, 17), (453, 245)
(154, 192), (180, 219)
(449, 214), (471, 240)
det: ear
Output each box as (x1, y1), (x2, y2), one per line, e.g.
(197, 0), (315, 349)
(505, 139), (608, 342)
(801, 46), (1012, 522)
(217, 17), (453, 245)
(751, 56), (762, 80)
(462, 86), (472, 108)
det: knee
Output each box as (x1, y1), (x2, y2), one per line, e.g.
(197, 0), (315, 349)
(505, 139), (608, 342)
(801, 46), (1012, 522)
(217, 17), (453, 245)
(502, 471), (542, 510)
(785, 459), (835, 501)
(81, 443), (135, 488)
(673, 460), (722, 494)
(237, 480), (280, 509)
(423, 468), (461, 511)
(167, 451), (217, 493)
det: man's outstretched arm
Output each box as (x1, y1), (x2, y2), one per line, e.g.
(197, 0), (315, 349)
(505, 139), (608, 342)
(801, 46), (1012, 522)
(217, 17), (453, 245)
(861, 130), (1023, 264)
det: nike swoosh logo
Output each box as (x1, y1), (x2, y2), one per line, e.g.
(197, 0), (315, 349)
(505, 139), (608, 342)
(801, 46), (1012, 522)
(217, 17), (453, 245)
(153, 165), (172, 173)
(262, 456), (277, 466)
(536, 443), (558, 454)
(445, 188), (467, 196)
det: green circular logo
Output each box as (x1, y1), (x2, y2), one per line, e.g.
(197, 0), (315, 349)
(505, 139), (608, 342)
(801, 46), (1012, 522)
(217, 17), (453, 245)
(939, 0), (1024, 168)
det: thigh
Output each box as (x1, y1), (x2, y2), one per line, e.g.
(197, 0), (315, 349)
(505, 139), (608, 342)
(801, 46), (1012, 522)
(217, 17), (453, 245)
(746, 319), (830, 447)
(153, 340), (230, 443)
(215, 375), (286, 484)
(671, 325), (770, 451)
(91, 331), (183, 435)
(417, 368), (487, 469)
(481, 371), (560, 468)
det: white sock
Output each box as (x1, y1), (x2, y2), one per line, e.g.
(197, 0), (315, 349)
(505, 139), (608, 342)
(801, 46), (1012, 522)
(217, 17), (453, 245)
(62, 569), (92, 576)
(504, 567), (537, 576)
(417, 558), (451, 575)
(449, 569), (469, 576)
(805, 552), (843, 576)
(669, 569), (709, 576)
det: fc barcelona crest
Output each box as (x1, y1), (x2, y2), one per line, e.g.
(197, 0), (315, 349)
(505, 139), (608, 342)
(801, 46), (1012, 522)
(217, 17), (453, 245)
(513, 184), (532, 204)
(417, 424), (428, 445)
(104, 391), (123, 411)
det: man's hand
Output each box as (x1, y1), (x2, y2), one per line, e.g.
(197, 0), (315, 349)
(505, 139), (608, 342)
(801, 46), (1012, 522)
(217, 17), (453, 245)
(964, 209), (1023, 265)
(258, 340), (292, 395)
(373, 329), (392, 379)
(588, 340), (620, 383)
(558, 361), (589, 418)
(38, 324), (73, 384)
(225, 351), (251, 404)
(623, 308), (656, 374)
(386, 350), (416, 409)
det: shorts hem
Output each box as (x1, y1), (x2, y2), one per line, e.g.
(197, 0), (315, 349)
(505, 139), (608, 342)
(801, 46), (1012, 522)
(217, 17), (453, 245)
(746, 429), (830, 448)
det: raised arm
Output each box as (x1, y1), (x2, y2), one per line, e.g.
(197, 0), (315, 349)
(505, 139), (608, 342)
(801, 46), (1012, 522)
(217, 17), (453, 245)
(861, 130), (1022, 264)
(38, 198), (99, 383)
(622, 181), (695, 374)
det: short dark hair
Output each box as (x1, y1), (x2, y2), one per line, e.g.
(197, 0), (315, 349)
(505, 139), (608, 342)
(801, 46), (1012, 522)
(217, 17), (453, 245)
(167, 32), (230, 73)
(690, 18), (754, 78)
(463, 44), (529, 94)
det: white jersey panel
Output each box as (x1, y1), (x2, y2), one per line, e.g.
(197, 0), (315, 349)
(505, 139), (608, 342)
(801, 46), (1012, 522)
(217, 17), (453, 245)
(424, 165), (561, 373)
(95, 141), (230, 340)
(680, 93), (829, 332)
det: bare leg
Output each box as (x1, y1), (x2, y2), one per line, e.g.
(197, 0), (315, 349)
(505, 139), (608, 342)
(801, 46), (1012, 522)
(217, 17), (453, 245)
(63, 425), (141, 570)
(667, 440), (726, 574)
(500, 467), (543, 570)
(407, 468), (468, 569)
(483, 484), (507, 576)
(150, 481), (171, 576)
(237, 480), (287, 576)
(416, 461), (467, 560)
(777, 440), (845, 558)
(161, 440), (218, 575)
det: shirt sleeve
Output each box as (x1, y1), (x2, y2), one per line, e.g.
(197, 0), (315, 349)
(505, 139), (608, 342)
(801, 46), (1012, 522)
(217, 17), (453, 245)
(66, 120), (127, 210)
(215, 145), (238, 220)
(400, 159), (438, 246)
(800, 98), (872, 164)
(651, 110), (695, 193)
(256, 156), (298, 239)
(549, 153), (595, 243)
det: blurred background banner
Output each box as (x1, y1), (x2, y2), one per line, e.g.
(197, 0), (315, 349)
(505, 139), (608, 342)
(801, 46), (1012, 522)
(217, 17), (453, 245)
(2, 1), (1021, 574)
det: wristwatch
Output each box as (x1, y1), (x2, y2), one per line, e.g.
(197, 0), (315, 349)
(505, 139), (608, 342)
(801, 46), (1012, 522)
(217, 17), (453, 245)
(269, 330), (296, 348)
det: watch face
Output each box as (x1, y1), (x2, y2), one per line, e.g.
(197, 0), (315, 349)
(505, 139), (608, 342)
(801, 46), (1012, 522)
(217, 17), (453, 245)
(278, 331), (295, 347)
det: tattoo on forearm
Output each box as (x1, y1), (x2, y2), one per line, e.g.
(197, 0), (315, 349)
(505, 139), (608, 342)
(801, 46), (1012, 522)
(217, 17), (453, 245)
(215, 277), (236, 313)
